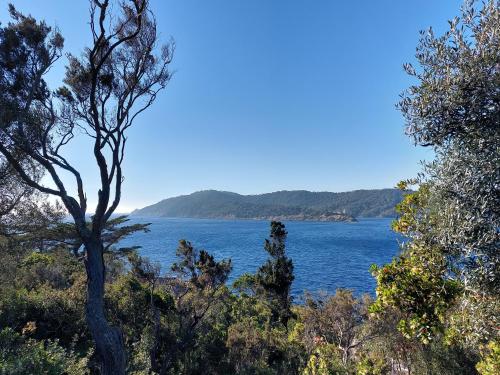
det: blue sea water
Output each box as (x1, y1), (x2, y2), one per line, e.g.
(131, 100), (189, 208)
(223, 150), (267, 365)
(118, 218), (401, 297)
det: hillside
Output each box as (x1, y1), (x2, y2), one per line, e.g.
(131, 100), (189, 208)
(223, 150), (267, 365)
(131, 189), (406, 220)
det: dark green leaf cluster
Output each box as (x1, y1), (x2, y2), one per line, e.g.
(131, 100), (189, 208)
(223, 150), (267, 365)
(255, 221), (295, 327)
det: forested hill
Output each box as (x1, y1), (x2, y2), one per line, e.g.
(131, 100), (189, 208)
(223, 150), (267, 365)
(131, 189), (406, 220)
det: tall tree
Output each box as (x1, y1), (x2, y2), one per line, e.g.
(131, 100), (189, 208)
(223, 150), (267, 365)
(256, 221), (294, 327)
(0, 2), (173, 373)
(398, 0), (499, 298)
(373, 0), (499, 353)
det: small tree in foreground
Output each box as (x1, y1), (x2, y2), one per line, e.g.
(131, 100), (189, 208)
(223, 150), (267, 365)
(0, 1), (173, 373)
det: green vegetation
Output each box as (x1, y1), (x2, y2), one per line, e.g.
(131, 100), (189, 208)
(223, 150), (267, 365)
(131, 189), (406, 219)
(0, 1), (173, 372)
(0, 0), (498, 374)
(0, 327), (89, 375)
(370, 0), (499, 372)
(0, 221), (483, 374)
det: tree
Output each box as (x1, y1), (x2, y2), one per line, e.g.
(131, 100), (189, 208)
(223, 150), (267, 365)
(301, 290), (371, 366)
(0, 159), (66, 284)
(153, 240), (232, 374)
(0, 162), (35, 222)
(374, 0), (499, 352)
(0, 157), (64, 248)
(42, 215), (150, 257)
(370, 184), (463, 344)
(0, 2), (173, 373)
(398, 0), (499, 299)
(255, 221), (295, 328)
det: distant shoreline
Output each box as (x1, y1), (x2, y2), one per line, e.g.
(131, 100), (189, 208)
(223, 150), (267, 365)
(130, 216), (396, 224)
(129, 215), (356, 223)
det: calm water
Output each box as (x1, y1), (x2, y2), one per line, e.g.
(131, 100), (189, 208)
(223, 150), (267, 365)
(118, 218), (401, 296)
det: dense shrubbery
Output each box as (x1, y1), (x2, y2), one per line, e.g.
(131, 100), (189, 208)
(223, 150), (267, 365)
(0, 217), (488, 374)
(0, 327), (89, 375)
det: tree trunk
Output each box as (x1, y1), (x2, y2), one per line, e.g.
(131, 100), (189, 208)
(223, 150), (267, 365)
(85, 238), (126, 374)
(149, 300), (162, 373)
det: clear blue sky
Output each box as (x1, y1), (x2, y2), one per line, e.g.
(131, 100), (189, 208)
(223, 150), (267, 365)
(2, 1), (462, 212)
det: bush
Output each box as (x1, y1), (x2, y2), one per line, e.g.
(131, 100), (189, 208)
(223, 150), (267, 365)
(477, 341), (500, 375)
(0, 327), (89, 375)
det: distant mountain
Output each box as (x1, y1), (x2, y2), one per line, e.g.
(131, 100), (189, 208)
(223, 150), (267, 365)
(131, 189), (406, 221)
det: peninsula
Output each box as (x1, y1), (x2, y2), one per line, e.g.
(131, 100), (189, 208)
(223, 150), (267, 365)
(131, 189), (406, 221)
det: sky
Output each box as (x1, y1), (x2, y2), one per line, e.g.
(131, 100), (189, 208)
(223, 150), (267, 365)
(1, 0), (463, 212)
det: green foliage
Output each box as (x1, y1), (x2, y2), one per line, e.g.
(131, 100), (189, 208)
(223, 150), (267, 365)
(172, 239), (232, 289)
(356, 356), (390, 375)
(373, 2), (500, 348)
(0, 215), (482, 374)
(394, 0), (500, 350)
(0, 0), (493, 372)
(255, 221), (294, 327)
(296, 290), (373, 373)
(233, 272), (258, 296)
(21, 252), (54, 267)
(38, 216), (151, 256)
(477, 341), (500, 375)
(302, 344), (348, 375)
(371, 185), (462, 344)
(0, 248), (88, 349)
(370, 243), (461, 343)
(106, 275), (155, 344)
(0, 4), (63, 126)
(0, 328), (89, 375)
(225, 223), (307, 374)
(226, 313), (305, 374)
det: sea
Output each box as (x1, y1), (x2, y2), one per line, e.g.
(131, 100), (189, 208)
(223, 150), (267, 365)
(118, 217), (402, 298)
